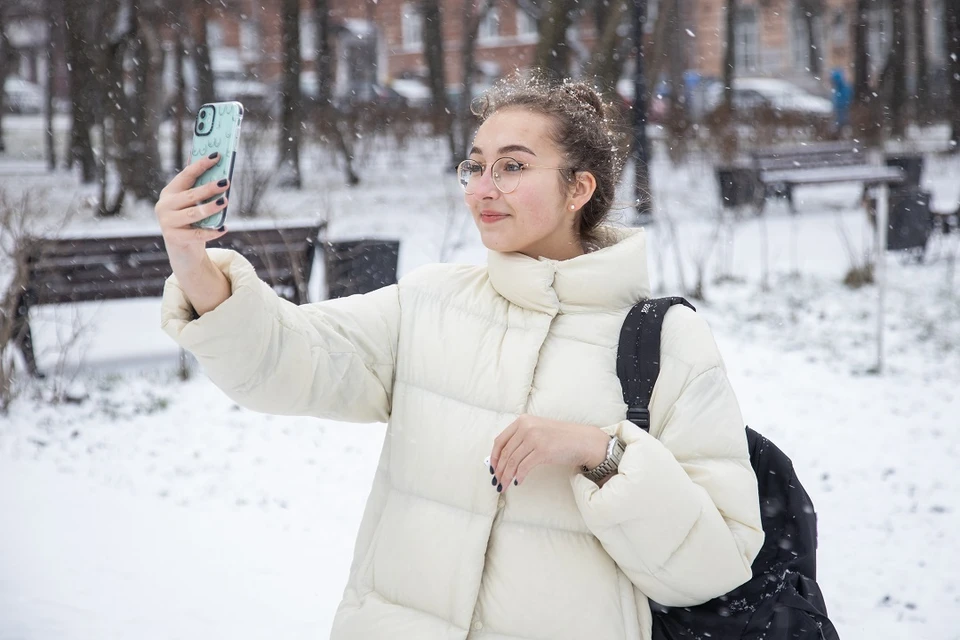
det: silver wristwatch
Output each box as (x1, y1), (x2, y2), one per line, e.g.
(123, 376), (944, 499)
(581, 435), (625, 483)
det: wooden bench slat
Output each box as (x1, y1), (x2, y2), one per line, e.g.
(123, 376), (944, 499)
(760, 166), (905, 186)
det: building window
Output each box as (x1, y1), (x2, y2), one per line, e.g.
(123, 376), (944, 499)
(207, 21), (224, 48)
(516, 7), (537, 38)
(241, 22), (261, 62)
(791, 5), (822, 72)
(479, 8), (500, 43)
(401, 3), (423, 49)
(300, 12), (316, 60)
(734, 5), (759, 73)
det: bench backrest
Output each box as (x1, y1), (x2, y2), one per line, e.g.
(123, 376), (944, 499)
(22, 225), (322, 307)
(751, 142), (867, 172)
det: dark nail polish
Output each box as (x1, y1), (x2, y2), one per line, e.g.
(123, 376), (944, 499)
(513, 479), (518, 486)
(491, 476), (497, 486)
(217, 226), (225, 232)
(496, 483), (503, 493)
(217, 179), (228, 187)
(208, 151), (219, 159)
(489, 465), (494, 474)
(216, 197), (225, 206)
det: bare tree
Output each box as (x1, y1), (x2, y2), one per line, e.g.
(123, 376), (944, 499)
(452, 0), (496, 161)
(947, 0), (960, 149)
(169, 0), (187, 170)
(534, 0), (575, 78)
(278, 0), (302, 188)
(421, 0), (455, 164)
(192, 2), (215, 106)
(587, 0), (628, 96)
(889, 0), (906, 136)
(632, 0), (652, 219)
(913, 0), (929, 124)
(63, 0), (97, 181)
(0, 1), (15, 154)
(722, 0), (736, 112)
(44, 0), (60, 170)
(797, 0), (823, 78)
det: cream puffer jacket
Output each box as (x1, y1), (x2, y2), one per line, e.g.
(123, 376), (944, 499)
(161, 226), (764, 640)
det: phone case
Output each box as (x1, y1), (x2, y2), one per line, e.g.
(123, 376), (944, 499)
(190, 101), (244, 228)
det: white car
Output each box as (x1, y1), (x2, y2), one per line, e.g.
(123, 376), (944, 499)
(4, 76), (43, 114)
(706, 77), (833, 117)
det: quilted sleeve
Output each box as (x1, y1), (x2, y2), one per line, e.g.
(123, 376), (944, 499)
(571, 309), (764, 607)
(161, 248), (400, 423)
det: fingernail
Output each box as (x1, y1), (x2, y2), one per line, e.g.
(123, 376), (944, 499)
(217, 179), (228, 187)
(513, 479), (518, 486)
(216, 197), (225, 206)
(491, 476), (497, 486)
(208, 151), (219, 159)
(496, 483), (503, 493)
(489, 465), (494, 474)
(217, 225), (225, 232)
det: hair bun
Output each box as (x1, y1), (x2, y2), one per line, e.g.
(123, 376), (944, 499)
(560, 81), (607, 119)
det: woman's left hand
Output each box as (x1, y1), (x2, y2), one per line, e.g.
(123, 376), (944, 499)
(489, 414), (611, 492)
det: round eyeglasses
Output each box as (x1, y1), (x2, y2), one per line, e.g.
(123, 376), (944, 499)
(457, 157), (570, 195)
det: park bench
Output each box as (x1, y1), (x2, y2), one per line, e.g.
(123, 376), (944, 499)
(717, 142), (916, 214)
(11, 220), (330, 378)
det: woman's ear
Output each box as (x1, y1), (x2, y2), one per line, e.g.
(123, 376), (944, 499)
(570, 171), (598, 210)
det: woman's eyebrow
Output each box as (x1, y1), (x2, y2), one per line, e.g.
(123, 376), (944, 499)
(469, 144), (538, 157)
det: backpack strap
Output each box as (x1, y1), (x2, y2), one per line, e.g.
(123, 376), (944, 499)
(617, 297), (696, 431)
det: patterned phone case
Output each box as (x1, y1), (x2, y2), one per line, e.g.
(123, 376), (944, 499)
(190, 101), (244, 229)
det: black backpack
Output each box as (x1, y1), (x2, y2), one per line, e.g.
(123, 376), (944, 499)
(617, 297), (840, 640)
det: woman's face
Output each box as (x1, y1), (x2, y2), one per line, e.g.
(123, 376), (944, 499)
(464, 108), (594, 260)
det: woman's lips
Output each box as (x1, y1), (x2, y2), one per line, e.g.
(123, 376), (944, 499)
(480, 211), (509, 223)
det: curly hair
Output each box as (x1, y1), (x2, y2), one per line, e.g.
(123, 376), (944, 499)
(472, 72), (627, 248)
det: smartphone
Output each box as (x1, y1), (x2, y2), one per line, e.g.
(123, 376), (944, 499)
(189, 101), (244, 229)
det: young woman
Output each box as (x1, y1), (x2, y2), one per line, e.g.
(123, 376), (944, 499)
(156, 75), (763, 640)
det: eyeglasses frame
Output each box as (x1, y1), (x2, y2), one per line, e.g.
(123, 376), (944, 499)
(457, 156), (574, 195)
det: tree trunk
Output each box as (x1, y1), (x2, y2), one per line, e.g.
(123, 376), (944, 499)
(454, 0), (495, 162)
(314, 0), (332, 108)
(889, 0), (906, 136)
(278, 0), (302, 188)
(193, 3), (215, 106)
(632, 0), (651, 219)
(63, 0), (97, 182)
(131, 1), (166, 200)
(913, 0), (929, 124)
(421, 0), (455, 163)
(722, 0), (736, 111)
(587, 0), (627, 97)
(45, 0), (59, 170)
(799, 0), (822, 78)
(173, 2), (187, 171)
(947, 0), (960, 149)
(534, 0), (574, 78)
(853, 0), (870, 104)
(0, 6), (12, 154)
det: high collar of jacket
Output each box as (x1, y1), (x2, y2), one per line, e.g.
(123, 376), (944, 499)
(486, 226), (652, 315)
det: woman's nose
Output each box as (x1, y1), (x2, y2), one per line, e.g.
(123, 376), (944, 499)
(471, 168), (501, 199)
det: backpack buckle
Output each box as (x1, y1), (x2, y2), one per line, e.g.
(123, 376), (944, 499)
(627, 407), (650, 430)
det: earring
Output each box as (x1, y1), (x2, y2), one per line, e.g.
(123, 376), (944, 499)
(569, 204), (576, 210)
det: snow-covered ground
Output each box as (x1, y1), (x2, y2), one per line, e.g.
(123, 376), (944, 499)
(1, 118), (959, 639)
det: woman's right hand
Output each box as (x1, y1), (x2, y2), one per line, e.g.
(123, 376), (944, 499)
(155, 152), (231, 262)
(155, 152), (234, 316)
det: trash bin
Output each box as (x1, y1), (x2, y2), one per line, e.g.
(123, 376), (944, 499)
(885, 154), (924, 188)
(886, 188), (932, 253)
(716, 167), (760, 208)
(323, 239), (400, 299)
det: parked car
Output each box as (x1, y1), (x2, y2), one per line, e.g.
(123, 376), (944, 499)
(3, 76), (43, 114)
(704, 77), (833, 117)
